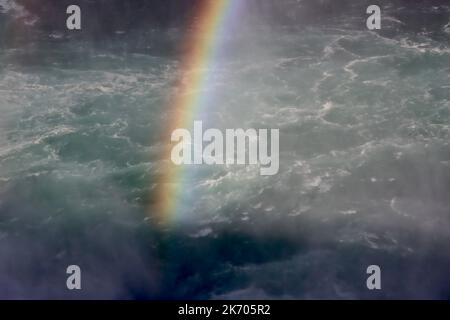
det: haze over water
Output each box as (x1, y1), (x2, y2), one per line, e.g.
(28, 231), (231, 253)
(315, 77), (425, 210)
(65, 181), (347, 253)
(0, 0), (450, 299)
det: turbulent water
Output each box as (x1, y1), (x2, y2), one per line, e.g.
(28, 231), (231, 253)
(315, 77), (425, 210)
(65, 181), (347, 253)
(0, 0), (450, 299)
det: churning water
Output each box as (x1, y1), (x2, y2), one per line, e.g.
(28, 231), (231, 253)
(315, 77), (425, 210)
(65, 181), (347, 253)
(0, 0), (450, 299)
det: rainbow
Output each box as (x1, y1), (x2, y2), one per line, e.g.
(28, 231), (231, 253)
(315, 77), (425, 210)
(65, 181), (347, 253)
(152, 0), (243, 225)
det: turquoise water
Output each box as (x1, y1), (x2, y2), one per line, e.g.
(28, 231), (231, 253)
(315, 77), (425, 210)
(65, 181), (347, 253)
(1, 2), (450, 298)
